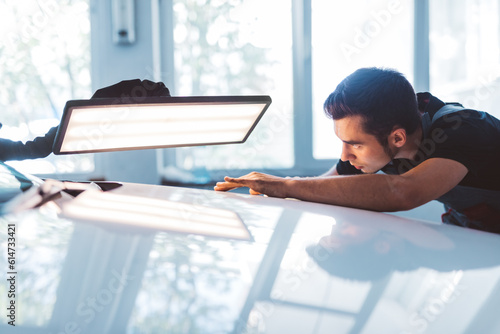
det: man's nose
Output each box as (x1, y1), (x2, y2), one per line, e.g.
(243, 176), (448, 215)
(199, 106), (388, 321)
(340, 143), (354, 162)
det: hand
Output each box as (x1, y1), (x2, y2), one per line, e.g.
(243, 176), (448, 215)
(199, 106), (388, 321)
(91, 79), (170, 99)
(214, 172), (290, 198)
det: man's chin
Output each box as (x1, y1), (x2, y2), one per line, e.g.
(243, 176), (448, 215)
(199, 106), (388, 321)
(351, 163), (381, 174)
(360, 167), (377, 174)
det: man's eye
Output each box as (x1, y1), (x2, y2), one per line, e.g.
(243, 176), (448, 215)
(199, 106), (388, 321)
(352, 144), (361, 149)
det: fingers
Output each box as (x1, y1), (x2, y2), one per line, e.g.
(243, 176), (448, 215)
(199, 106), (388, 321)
(214, 176), (261, 195)
(214, 181), (237, 192)
(223, 176), (245, 183)
(249, 189), (262, 195)
(214, 177), (246, 192)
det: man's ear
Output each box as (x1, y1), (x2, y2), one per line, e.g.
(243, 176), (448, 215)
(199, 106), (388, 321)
(389, 128), (407, 148)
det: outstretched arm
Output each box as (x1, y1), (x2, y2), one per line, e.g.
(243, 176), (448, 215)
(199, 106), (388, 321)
(1, 79), (171, 162)
(0, 126), (57, 161)
(214, 158), (468, 212)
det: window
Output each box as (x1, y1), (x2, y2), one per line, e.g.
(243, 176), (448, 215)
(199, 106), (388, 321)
(162, 0), (414, 180)
(0, 0), (92, 175)
(169, 0), (294, 177)
(3, 0), (497, 186)
(430, 0), (500, 118)
(311, 0), (414, 160)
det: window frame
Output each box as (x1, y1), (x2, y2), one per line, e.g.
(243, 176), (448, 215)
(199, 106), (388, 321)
(30, 0), (430, 183)
(164, 0), (430, 181)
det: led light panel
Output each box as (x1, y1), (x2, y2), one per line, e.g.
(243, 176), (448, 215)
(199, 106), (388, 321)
(53, 96), (271, 155)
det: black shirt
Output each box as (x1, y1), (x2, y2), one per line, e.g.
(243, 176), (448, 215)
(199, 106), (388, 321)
(336, 93), (500, 191)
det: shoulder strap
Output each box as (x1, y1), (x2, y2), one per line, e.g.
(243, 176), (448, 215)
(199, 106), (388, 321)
(422, 103), (464, 136)
(431, 103), (464, 124)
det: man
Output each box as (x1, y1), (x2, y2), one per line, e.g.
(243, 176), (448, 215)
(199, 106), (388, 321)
(215, 67), (500, 233)
(0, 79), (170, 161)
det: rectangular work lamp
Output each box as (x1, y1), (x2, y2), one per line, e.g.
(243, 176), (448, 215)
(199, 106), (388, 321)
(53, 95), (271, 155)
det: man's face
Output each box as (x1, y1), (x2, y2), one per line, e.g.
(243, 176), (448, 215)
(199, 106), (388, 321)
(334, 115), (392, 174)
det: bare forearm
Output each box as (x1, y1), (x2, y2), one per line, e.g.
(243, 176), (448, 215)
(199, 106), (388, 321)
(285, 174), (410, 211)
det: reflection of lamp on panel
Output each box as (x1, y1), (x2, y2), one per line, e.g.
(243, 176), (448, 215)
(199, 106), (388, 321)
(61, 190), (252, 240)
(112, 0), (135, 44)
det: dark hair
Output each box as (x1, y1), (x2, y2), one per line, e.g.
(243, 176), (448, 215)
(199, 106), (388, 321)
(323, 67), (420, 147)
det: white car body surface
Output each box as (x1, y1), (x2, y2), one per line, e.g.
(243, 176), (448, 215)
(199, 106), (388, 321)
(1, 165), (500, 333)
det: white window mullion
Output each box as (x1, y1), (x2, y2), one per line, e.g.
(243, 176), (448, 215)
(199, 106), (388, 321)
(413, 0), (430, 92)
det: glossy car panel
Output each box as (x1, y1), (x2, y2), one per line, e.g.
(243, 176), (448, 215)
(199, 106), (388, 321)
(1, 163), (500, 333)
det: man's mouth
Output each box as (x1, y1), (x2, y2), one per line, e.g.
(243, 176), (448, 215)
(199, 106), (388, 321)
(353, 165), (364, 170)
